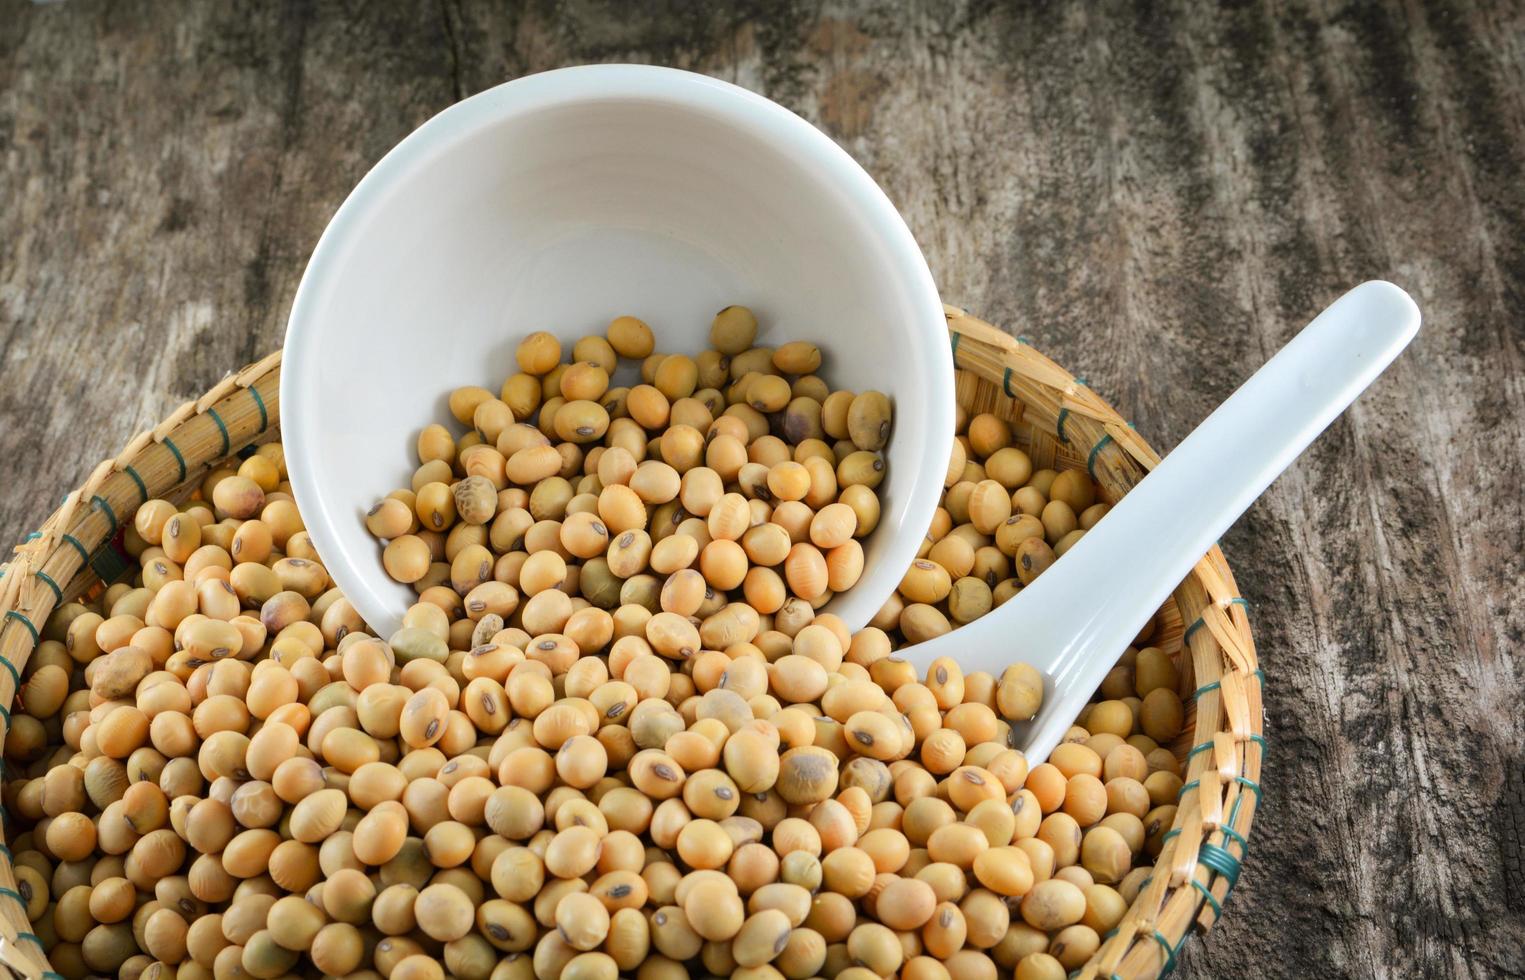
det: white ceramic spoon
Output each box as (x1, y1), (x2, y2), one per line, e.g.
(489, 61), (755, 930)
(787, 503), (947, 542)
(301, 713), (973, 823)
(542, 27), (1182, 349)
(897, 280), (1421, 765)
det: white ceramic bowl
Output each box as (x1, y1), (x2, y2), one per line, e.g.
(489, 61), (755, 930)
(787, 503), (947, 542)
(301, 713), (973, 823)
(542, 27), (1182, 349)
(283, 65), (953, 639)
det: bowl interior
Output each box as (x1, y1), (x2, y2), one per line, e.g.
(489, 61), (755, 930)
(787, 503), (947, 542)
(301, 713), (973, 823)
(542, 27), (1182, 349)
(284, 67), (952, 638)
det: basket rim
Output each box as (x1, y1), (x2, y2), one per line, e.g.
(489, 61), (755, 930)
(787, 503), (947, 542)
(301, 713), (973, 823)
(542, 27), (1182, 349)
(0, 311), (1263, 979)
(0, 352), (280, 979)
(945, 304), (1263, 977)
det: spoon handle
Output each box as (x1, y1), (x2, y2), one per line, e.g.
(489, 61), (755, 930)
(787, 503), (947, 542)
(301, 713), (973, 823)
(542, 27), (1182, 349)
(905, 281), (1420, 765)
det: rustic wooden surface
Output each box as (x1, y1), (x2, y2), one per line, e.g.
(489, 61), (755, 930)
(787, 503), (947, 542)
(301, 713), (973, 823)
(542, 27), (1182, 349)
(2, 1), (1522, 976)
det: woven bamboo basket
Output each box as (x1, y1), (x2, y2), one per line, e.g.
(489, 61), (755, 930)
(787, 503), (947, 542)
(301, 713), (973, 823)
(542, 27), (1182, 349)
(0, 308), (1262, 979)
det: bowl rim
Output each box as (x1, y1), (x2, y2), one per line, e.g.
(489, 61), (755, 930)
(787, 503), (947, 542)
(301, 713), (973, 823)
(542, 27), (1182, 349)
(281, 64), (954, 636)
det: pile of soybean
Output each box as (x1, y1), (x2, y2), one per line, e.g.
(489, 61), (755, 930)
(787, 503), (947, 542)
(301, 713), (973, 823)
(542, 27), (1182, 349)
(3, 356), (1190, 980)
(371, 308), (890, 620)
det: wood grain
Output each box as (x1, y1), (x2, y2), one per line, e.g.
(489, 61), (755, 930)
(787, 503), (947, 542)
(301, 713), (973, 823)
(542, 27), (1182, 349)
(2, 1), (1521, 976)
